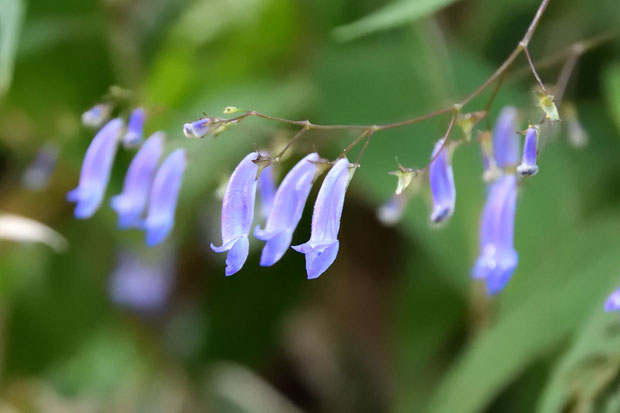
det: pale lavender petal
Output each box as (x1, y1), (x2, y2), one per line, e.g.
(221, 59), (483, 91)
(493, 107), (520, 168)
(292, 157), (351, 279)
(67, 118), (123, 219)
(144, 149), (186, 246)
(111, 132), (165, 228)
(258, 164), (276, 219)
(210, 152), (260, 275)
(516, 127), (539, 176)
(123, 108), (146, 147)
(82, 103), (111, 128)
(255, 153), (319, 266)
(429, 138), (455, 223)
(21, 144), (58, 190)
(604, 289), (620, 312)
(183, 118), (211, 139)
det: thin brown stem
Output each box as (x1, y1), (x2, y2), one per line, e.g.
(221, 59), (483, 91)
(554, 50), (580, 106)
(355, 132), (374, 164)
(275, 127), (309, 161)
(341, 129), (374, 157)
(522, 45), (550, 95)
(424, 113), (458, 172)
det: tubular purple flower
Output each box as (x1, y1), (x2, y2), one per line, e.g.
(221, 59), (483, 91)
(144, 149), (186, 246)
(109, 250), (174, 315)
(255, 153), (319, 266)
(111, 132), (165, 228)
(82, 103), (111, 128)
(211, 152), (260, 276)
(123, 108), (146, 147)
(258, 164), (276, 219)
(183, 118), (211, 139)
(292, 158), (352, 279)
(429, 138), (456, 223)
(377, 194), (407, 226)
(516, 126), (539, 176)
(472, 174), (518, 295)
(21, 144), (58, 190)
(493, 107), (520, 168)
(604, 288), (620, 312)
(67, 118), (123, 219)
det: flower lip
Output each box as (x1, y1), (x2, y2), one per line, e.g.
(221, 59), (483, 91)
(516, 126), (539, 176)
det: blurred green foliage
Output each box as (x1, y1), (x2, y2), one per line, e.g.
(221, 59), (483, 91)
(0, 0), (620, 412)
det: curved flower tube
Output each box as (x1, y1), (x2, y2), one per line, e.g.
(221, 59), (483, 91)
(111, 132), (165, 228)
(183, 118), (211, 139)
(255, 153), (319, 266)
(429, 138), (456, 223)
(493, 106), (520, 168)
(292, 157), (352, 279)
(211, 152), (261, 276)
(123, 108), (146, 147)
(67, 118), (123, 219)
(516, 126), (539, 176)
(144, 149), (187, 246)
(472, 174), (519, 295)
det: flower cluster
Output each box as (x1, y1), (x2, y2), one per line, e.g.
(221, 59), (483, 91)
(211, 152), (354, 279)
(68, 104), (187, 246)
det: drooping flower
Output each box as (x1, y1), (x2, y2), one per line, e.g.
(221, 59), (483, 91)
(255, 153), (319, 266)
(429, 138), (456, 223)
(183, 118), (211, 139)
(257, 164), (276, 219)
(109, 249), (175, 315)
(123, 108), (146, 147)
(144, 149), (187, 246)
(67, 118), (123, 219)
(293, 157), (353, 279)
(604, 288), (620, 312)
(493, 107), (520, 168)
(21, 144), (58, 190)
(211, 152), (261, 276)
(82, 103), (111, 128)
(516, 126), (539, 176)
(472, 174), (518, 295)
(111, 132), (165, 228)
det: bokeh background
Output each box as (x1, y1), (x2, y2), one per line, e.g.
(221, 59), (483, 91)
(1, 0), (620, 411)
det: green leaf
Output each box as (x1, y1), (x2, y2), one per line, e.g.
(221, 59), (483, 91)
(603, 61), (620, 133)
(0, 0), (24, 97)
(332, 0), (460, 42)
(538, 297), (620, 413)
(426, 217), (620, 413)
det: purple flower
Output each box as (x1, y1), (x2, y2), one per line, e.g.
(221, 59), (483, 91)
(516, 126), (539, 176)
(377, 194), (406, 226)
(67, 118), (123, 219)
(21, 144), (58, 190)
(493, 107), (520, 168)
(258, 164), (276, 219)
(82, 103), (111, 128)
(109, 249), (175, 315)
(211, 152), (260, 276)
(255, 153), (319, 266)
(292, 158), (352, 279)
(144, 149), (187, 246)
(472, 174), (518, 295)
(429, 138), (455, 223)
(183, 118), (211, 139)
(123, 108), (146, 147)
(604, 288), (620, 312)
(111, 132), (165, 228)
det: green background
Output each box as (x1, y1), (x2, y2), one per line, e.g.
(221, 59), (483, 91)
(1, 0), (620, 411)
